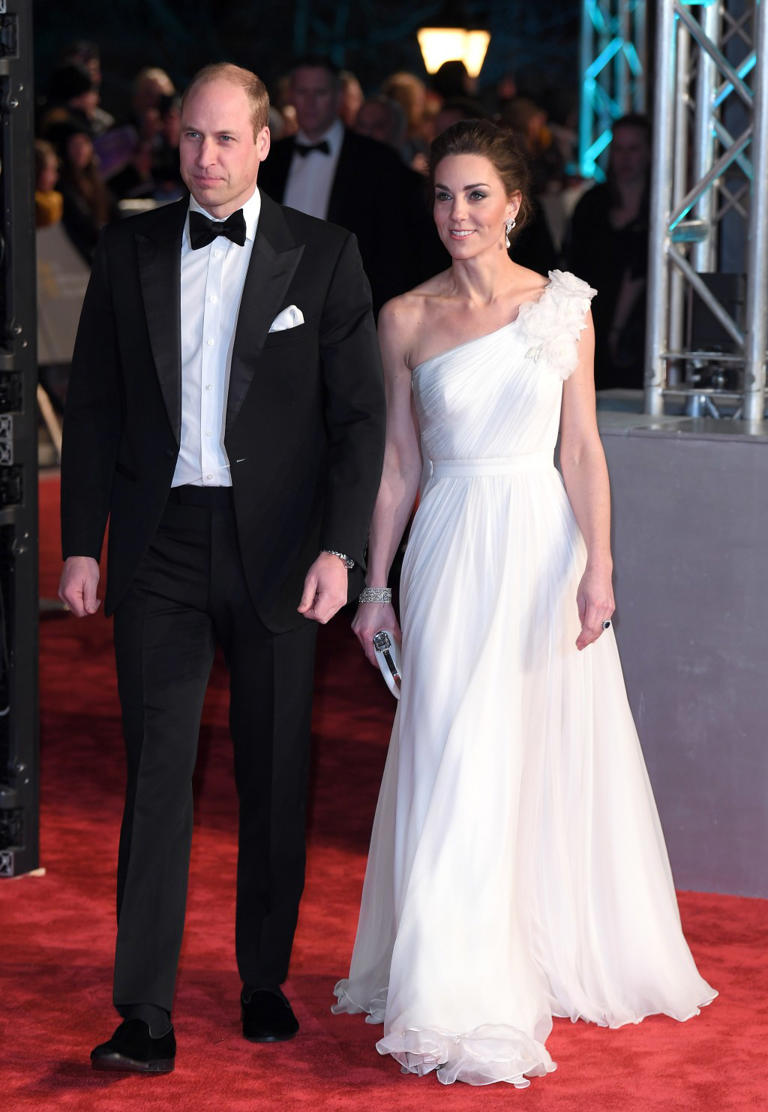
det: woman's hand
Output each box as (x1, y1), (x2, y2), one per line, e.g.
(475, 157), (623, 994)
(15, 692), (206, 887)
(352, 601), (401, 667)
(575, 564), (615, 651)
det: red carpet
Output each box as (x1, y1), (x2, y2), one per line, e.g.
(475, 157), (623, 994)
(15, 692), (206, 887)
(2, 473), (766, 1110)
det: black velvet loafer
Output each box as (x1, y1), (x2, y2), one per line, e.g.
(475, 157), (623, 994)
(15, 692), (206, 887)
(90, 1019), (176, 1073)
(241, 987), (299, 1042)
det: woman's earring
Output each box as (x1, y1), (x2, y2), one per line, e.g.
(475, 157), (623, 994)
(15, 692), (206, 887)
(505, 216), (517, 248)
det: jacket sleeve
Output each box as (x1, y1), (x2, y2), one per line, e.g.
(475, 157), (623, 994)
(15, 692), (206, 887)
(60, 230), (123, 561)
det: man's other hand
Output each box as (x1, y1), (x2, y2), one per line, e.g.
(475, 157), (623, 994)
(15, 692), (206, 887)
(59, 556), (102, 617)
(297, 552), (348, 624)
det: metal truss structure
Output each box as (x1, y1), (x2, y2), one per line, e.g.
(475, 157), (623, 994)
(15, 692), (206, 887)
(579, 0), (647, 179)
(645, 0), (767, 424)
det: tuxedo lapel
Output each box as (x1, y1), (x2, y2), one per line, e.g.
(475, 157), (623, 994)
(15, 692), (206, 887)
(136, 200), (186, 441)
(227, 192), (304, 431)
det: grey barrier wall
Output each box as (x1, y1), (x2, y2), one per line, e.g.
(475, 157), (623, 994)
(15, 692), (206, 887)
(596, 411), (767, 898)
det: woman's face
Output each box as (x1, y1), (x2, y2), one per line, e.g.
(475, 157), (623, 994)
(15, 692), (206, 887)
(38, 154), (59, 192)
(433, 153), (519, 260)
(66, 132), (94, 170)
(610, 125), (650, 186)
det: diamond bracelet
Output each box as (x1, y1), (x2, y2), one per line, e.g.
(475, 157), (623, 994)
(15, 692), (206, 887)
(359, 587), (392, 604)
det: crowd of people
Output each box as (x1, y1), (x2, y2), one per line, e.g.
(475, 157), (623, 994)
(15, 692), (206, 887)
(36, 42), (651, 388)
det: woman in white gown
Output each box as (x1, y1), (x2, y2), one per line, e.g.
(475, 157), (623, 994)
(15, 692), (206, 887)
(332, 120), (716, 1087)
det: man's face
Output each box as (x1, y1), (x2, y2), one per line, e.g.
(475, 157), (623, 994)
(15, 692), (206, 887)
(290, 67), (341, 140)
(180, 78), (269, 219)
(610, 126), (650, 186)
(355, 102), (393, 146)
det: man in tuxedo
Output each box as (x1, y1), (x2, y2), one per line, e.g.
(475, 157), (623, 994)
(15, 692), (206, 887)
(259, 56), (434, 314)
(58, 63), (385, 1073)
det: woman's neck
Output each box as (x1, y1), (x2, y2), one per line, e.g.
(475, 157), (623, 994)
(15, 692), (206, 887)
(447, 249), (517, 306)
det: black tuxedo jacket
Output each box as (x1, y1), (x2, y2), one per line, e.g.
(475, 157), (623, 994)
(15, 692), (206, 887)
(259, 128), (432, 312)
(61, 190), (386, 632)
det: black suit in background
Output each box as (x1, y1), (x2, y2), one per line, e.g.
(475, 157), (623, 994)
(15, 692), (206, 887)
(259, 128), (440, 314)
(61, 190), (385, 1011)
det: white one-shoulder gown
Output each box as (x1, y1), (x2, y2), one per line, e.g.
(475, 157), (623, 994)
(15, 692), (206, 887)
(332, 270), (716, 1086)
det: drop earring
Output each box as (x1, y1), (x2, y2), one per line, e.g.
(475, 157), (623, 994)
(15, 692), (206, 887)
(505, 216), (517, 249)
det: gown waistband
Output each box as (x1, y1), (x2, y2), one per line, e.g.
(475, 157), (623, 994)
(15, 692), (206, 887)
(430, 452), (553, 478)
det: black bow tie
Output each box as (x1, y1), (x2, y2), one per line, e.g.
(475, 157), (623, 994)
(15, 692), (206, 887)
(189, 208), (246, 250)
(294, 139), (331, 157)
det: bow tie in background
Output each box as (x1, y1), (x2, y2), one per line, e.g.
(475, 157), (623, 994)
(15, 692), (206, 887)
(189, 208), (246, 250)
(294, 139), (331, 157)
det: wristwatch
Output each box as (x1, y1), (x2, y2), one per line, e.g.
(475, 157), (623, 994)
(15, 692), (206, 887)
(324, 549), (355, 570)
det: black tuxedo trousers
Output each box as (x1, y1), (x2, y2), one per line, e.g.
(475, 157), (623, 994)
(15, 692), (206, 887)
(112, 486), (317, 1012)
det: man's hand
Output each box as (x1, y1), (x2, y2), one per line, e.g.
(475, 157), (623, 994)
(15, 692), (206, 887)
(297, 552), (349, 624)
(58, 556), (102, 617)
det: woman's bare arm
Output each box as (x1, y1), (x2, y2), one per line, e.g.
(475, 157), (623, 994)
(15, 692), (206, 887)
(559, 312), (615, 650)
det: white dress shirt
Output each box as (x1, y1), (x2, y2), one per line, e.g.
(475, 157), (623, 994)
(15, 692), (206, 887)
(282, 118), (344, 220)
(172, 186), (261, 487)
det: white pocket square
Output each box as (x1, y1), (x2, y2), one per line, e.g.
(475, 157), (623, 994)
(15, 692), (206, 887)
(268, 305), (304, 332)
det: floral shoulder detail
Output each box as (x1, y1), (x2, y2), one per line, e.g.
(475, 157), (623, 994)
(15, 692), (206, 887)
(522, 269), (597, 380)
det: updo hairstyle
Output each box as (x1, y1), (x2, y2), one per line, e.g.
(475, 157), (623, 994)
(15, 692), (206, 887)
(428, 119), (532, 234)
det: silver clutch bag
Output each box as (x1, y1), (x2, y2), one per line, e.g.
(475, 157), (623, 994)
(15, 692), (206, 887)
(372, 629), (402, 699)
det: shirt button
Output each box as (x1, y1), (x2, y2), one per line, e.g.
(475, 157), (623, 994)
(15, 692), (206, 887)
(209, 294), (218, 304)
(205, 384), (212, 391)
(213, 249), (222, 259)
(205, 473), (213, 480)
(206, 338), (214, 347)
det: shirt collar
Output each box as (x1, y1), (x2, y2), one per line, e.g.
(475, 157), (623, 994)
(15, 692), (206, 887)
(186, 185), (261, 245)
(294, 117), (344, 156)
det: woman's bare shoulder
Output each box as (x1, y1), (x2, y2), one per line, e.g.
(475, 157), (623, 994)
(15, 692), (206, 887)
(510, 263), (551, 299)
(379, 272), (452, 342)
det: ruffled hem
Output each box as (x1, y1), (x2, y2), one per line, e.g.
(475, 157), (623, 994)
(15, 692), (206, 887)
(551, 983), (718, 1029)
(333, 981), (556, 1087)
(376, 1024), (556, 1087)
(332, 978), (387, 1024)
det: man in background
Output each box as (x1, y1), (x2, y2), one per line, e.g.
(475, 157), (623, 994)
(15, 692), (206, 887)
(259, 56), (433, 313)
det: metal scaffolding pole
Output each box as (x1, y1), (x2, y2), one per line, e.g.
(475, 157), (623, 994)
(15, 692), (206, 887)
(743, 2), (768, 424)
(645, 1), (676, 415)
(579, 0), (648, 180)
(644, 0), (767, 425)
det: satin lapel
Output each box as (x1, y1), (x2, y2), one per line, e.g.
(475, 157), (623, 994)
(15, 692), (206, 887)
(137, 201), (186, 442)
(226, 196), (304, 431)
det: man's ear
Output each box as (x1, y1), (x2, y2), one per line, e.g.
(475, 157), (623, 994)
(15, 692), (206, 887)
(257, 126), (271, 162)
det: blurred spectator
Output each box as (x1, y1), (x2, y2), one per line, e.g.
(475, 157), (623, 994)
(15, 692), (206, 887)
(34, 140), (62, 228)
(260, 56), (435, 312)
(39, 63), (100, 138)
(45, 119), (117, 264)
(131, 66), (176, 136)
(500, 96), (565, 195)
(433, 96), (487, 138)
(339, 70), (364, 127)
(431, 59), (474, 100)
(272, 74), (299, 137)
(150, 94), (185, 201)
(565, 114), (651, 390)
(35, 139), (88, 425)
(354, 95), (407, 155)
(381, 71), (432, 171)
(57, 40), (115, 134)
(102, 67), (179, 200)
